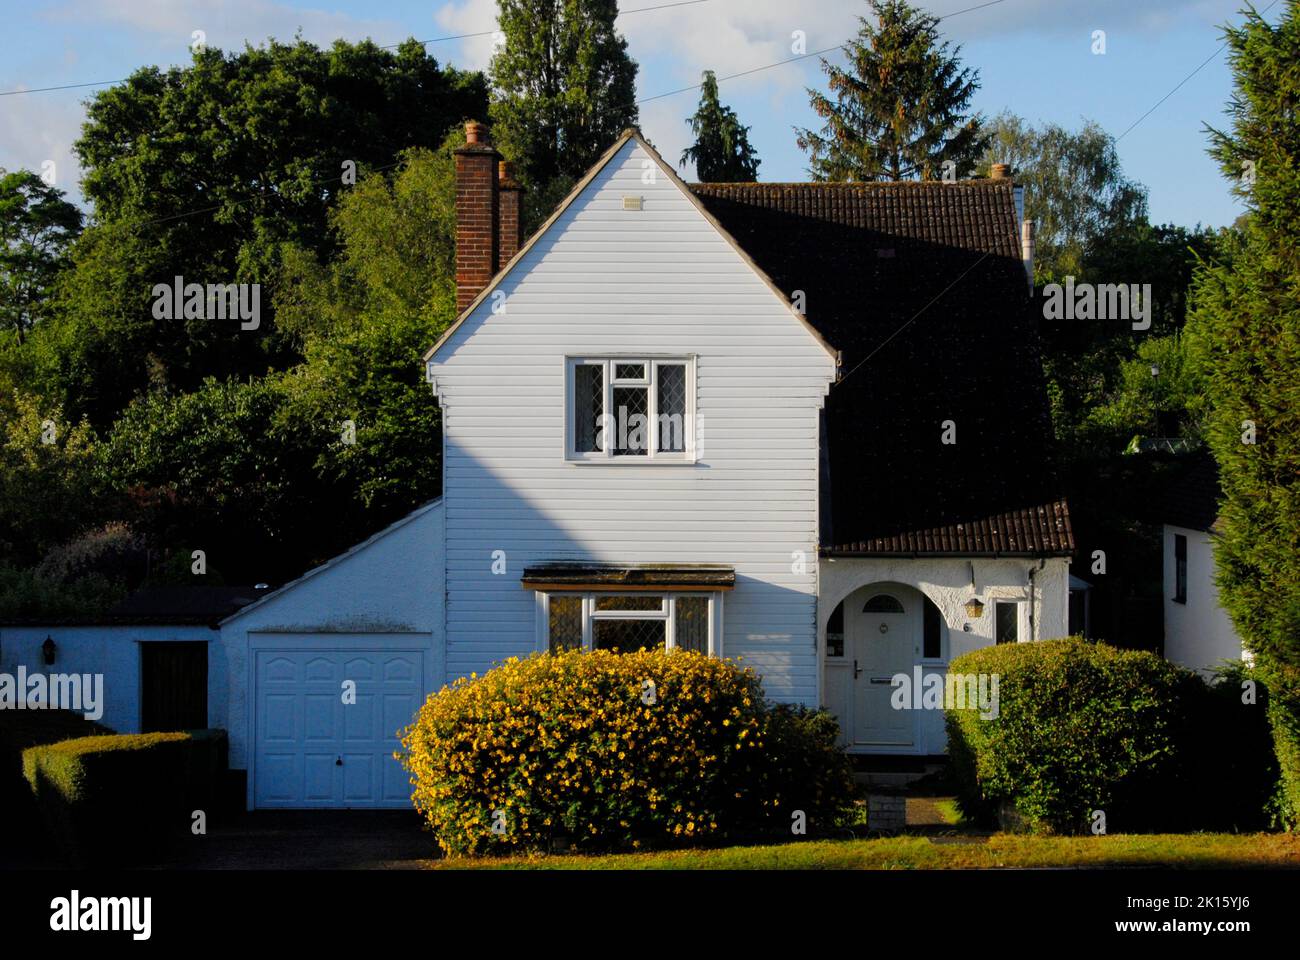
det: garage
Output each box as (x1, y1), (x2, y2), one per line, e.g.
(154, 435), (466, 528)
(253, 646), (425, 808)
(218, 499), (445, 810)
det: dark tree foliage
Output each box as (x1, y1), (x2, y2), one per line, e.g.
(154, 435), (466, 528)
(37, 38), (486, 428)
(680, 71), (761, 182)
(1187, 1), (1300, 827)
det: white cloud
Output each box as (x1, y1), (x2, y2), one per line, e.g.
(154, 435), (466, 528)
(0, 91), (87, 205)
(433, 0), (500, 72)
(53, 0), (399, 52)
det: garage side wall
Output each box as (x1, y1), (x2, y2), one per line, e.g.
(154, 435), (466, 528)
(221, 502), (445, 773)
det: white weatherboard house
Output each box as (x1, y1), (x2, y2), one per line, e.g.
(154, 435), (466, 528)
(3, 124), (1075, 809)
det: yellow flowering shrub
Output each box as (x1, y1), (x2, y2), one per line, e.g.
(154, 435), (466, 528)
(399, 648), (854, 855)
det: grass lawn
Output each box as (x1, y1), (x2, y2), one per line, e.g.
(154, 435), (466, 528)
(432, 832), (1300, 870)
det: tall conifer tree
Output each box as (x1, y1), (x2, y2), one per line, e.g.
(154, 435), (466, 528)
(680, 70), (761, 182)
(796, 0), (988, 181)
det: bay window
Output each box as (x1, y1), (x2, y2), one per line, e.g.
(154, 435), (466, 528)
(539, 592), (720, 654)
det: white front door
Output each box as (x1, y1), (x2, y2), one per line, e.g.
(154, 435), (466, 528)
(851, 594), (917, 747)
(254, 647), (424, 808)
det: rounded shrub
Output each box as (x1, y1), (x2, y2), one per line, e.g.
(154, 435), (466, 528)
(945, 638), (1206, 834)
(399, 648), (855, 855)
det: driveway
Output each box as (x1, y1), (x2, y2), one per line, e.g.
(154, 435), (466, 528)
(147, 811), (439, 870)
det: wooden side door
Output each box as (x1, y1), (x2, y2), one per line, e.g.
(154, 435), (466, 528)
(141, 641), (208, 731)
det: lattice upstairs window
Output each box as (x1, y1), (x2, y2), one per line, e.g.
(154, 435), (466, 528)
(566, 357), (693, 460)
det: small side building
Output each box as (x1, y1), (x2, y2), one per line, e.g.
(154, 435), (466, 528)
(0, 585), (266, 732)
(1162, 455), (1247, 675)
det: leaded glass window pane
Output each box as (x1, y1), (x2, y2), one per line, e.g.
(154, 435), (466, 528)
(549, 595), (583, 652)
(595, 595), (664, 612)
(657, 363), (687, 453)
(612, 385), (649, 456)
(573, 364), (604, 453)
(593, 618), (665, 652)
(674, 596), (709, 652)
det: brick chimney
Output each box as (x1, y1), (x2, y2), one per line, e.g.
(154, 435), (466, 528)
(455, 120), (501, 312)
(497, 161), (524, 266)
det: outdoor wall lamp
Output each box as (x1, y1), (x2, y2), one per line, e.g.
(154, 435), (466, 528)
(42, 635), (57, 665)
(964, 597), (985, 620)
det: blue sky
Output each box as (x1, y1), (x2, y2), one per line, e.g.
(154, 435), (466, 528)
(0, 0), (1275, 227)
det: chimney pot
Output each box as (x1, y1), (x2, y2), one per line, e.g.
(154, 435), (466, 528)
(990, 163), (1011, 180)
(465, 120), (489, 145)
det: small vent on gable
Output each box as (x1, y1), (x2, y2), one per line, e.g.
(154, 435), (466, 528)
(622, 195), (644, 211)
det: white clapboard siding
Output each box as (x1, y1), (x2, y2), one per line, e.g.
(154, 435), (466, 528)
(430, 139), (837, 705)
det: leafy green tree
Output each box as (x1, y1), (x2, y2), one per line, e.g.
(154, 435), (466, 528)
(0, 392), (103, 565)
(96, 376), (325, 584)
(679, 70), (760, 182)
(35, 38), (485, 428)
(1043, 221), (1220, 446)
(489, 0), (638, 203)
(274, 142), (456, 526)
(82, 134), (465, 587)
(1186, 2), (1300, 827)
(796, 0), (988, 181)
(978, 113), (1148, 283)
(1083, 333), (1205, 448)
(0, 170), (82, 344)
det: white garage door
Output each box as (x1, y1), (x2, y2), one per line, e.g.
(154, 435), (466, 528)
(254, 648), (424, 808)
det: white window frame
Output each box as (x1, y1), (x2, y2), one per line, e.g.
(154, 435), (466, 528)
(564, 356), (696, 463)
(535, 591), (722, 655)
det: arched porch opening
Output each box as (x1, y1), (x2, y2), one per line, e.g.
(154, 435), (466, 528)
(821, 581), (949, 755)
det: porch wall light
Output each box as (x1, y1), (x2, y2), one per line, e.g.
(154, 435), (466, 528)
(963, 597), (985, 620)
(42, 635), (57, 665)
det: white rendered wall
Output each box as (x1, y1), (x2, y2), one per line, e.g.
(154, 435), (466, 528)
(0, 623), (223, 733)
(1163, 524), (1245, 675)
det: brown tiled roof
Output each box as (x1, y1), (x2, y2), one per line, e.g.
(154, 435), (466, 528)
(823, 500), (1074, 557)
(691, 179), (1073, 557)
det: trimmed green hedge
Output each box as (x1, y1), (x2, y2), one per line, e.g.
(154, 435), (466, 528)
(400, 649), (857, 855)
(945, 638), (1275, 834)
(23, 729), (228, 866)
